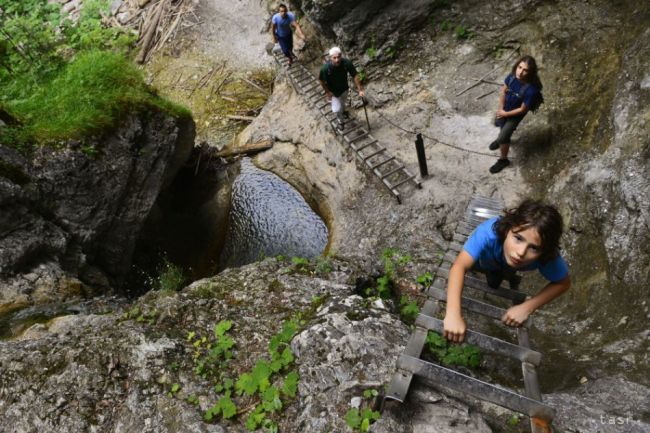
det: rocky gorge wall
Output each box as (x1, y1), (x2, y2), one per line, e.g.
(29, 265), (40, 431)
(0, 109), (194, 314)
(1, 0), (649, 432)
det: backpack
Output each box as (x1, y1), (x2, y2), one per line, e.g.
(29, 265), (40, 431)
(506, 75), (543, 113)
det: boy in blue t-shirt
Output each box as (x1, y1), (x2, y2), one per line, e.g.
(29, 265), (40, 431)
(271, 4), (306, 66)
(443, 200), (571, 343)
(488, 55), (543, 174)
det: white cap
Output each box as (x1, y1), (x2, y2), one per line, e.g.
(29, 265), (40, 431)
(329, 46), (342, 57)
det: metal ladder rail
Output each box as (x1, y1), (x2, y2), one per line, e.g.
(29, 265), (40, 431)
(272, 51), (421, 202)
(385, 196), (554, 431)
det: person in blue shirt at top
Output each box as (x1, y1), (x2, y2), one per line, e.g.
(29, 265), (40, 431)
(443, 199), (571, 343)
(271, 4), (305, 66)
(488, 55), (544, 174)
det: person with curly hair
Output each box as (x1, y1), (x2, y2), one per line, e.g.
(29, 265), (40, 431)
(443, 199), (570, 343)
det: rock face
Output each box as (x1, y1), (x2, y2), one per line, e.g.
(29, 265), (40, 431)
(0, 110), (194, 312)
(0, 258), (494, 433)
(295, 0), (438, 53)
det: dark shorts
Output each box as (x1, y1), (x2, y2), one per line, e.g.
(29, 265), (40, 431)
(494, 118), (522, 145)
(276, 33), (293, 58)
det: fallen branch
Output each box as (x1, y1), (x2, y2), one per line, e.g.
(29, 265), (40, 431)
(136, 0), (167, 63)
(242, 78), (268, 95)
(215, 140), (273, 158)
(226, 115), (256, 122)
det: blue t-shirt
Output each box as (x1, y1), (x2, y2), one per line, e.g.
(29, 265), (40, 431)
(272, 12), (295, 37)
(463, 217), (568, 282)
(503, 73), (539, 115)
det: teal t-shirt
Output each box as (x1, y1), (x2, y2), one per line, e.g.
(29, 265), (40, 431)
(319, 59), (357, 97)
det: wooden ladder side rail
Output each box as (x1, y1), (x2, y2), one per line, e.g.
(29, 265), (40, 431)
(396, 354), (555, 422)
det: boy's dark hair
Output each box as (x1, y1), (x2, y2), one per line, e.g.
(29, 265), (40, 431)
(494, 199), (563, 263)
(510, 55), (544, 112)
(279, 3), (287, 11)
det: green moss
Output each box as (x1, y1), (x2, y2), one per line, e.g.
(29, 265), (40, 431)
(5, 50), (190, 147)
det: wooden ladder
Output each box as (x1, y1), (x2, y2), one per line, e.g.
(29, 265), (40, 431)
(384, 195), (554, 433)
(273, 52), (422, 203)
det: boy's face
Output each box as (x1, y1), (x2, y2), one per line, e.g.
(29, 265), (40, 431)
(503, 225), (542, 268)
(279, 6), (287, 17)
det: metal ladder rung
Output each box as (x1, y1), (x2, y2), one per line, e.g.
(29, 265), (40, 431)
(362, 147), (386, 161)
(346, 132), (369, 143)
(424, 288), (531, 328)
(434, 265), (526, 303)
(292, 75), (311, 84)
(353, 139), (378, 152)
(415, 314), (541, 364)
(386, 173), (416, 189)
(369, 156), (395, 170)
(397, 355), (554, 421)
(300, 81), (322, 92)
(342, 124), (363, 135)
(380, 165), (405, 179)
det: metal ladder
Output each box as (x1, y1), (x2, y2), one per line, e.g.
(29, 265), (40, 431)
(384, 195), (553, 433)
(273, 52), (421, 204)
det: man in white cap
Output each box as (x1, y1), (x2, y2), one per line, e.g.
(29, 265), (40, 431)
(318, 47), (365, 131)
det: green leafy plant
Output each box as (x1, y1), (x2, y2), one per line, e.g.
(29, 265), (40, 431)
(425, 331), (482, 369)
(454, 24), (471, 39)
(290, 256), (311, 274)
(314, 255), (333, 274)
(122, 305), (159, 325)
(417, 271), (434, 289)
(399, 295), (420, 323)
(345, 389), (381, 430)
(365, 47), (377, 59)
(156, 259), (186, 292)
(189, 317), (301, 431)
(189, 320), (235, 380)
(440, 20), (451, 31)
(167, 383), (181, 398)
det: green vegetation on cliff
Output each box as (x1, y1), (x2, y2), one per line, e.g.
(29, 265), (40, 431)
(0, 0), (190, 152)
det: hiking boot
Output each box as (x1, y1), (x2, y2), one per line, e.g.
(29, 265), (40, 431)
(489, 140), (500, 150)
(336, 120), (345, 132)
(342, 110), (351, 120)
(489, 158), (510, 173)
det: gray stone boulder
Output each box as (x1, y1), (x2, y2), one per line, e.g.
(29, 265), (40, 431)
(295, 0), (439, 53)
(0, 110), (194, 312)
(0, 258), (492, 433)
